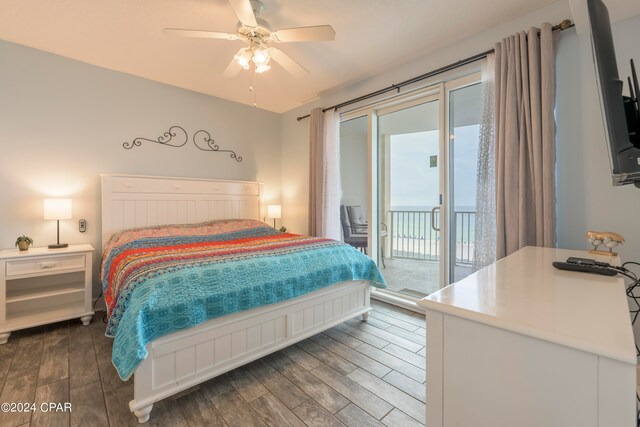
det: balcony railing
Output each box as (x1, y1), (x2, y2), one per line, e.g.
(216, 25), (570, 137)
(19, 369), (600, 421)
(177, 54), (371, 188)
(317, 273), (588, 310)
(388, 210), (476, 264)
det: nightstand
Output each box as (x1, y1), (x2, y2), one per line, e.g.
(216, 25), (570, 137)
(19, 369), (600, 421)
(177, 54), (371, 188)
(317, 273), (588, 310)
(0, 244), (95, 344)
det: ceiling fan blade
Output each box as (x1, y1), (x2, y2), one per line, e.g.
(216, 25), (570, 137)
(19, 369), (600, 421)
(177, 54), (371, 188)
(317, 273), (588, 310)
(228, 0), (257, 27)
(223, 50), (245, 78)
(271, 25), (335, 42)
(163, 28), (239, 40)
(269, 48), (309, 78)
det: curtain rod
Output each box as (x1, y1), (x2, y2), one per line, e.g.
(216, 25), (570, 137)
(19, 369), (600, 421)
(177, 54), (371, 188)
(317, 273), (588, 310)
(296, 19), (573, 121)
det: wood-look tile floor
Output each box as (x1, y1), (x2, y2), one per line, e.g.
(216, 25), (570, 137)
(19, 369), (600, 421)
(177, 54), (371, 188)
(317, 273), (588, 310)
(0, 300), (426, 427)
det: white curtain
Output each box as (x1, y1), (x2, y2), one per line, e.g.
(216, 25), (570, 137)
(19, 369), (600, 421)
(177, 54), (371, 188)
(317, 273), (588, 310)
(494, 24), (557, 259)
(309, 108), (342, 240)
(473, 54), (497, 272)
(323, 109), (342, 240)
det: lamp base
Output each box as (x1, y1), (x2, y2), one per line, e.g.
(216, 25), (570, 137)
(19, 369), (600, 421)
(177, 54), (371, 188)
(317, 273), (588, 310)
(48, 243), (69, 249)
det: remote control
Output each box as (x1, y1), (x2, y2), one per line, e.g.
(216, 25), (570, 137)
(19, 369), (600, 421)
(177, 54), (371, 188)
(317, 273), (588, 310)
(565, 257), (611, 268)
(552, 261), (618, 276)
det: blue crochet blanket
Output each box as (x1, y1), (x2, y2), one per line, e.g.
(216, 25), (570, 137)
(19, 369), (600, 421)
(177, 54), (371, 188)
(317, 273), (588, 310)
(101, 220), (385, 380)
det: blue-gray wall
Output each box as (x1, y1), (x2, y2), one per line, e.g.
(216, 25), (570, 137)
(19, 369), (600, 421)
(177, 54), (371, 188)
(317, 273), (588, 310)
(0, 40), (282, 296)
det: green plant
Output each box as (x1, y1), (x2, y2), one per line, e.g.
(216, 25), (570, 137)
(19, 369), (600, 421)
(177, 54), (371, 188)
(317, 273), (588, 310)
(15, 235), (33, 247)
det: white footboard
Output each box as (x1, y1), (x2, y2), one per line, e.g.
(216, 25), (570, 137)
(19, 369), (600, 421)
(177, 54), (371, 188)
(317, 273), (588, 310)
(129, 280), (371, 423)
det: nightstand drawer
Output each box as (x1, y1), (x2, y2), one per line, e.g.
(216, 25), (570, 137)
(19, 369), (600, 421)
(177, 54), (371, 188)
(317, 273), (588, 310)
(5, 254), (86, 277)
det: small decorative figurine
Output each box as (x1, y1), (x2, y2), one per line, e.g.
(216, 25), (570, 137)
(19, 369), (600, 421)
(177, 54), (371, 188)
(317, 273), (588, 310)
(586, 231), (625, 256)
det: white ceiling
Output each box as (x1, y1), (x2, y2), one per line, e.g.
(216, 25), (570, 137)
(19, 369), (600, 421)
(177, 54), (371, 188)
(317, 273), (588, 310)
(0, 0), (620, 113)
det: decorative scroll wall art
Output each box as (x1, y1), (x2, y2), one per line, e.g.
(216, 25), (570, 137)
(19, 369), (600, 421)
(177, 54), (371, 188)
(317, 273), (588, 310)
(123, 126), (242, 162)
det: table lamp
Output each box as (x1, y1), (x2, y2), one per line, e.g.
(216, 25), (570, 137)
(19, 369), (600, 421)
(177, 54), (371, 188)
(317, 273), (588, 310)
(267, 204), (281, 229)
(44, 198), (72, 249)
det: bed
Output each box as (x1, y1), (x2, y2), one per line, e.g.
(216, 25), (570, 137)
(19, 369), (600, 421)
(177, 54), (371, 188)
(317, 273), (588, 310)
(100, 174), (384, 423)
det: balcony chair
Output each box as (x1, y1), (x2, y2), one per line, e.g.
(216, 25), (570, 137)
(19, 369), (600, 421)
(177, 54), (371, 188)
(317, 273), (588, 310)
(340, 205), (387, 268)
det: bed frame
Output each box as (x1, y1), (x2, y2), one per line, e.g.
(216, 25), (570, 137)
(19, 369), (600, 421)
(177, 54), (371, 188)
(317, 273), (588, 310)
(100, 174), (371, 423)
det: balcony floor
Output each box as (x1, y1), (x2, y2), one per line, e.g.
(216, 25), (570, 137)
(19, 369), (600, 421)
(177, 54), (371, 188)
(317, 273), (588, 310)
(380, 258), (473, 298)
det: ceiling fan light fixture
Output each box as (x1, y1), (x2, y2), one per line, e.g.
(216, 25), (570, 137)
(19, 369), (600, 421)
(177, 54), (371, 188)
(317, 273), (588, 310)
(234, 48), (252, 69)
(255, 63), (271, 74)
(252, 48), (270, 65)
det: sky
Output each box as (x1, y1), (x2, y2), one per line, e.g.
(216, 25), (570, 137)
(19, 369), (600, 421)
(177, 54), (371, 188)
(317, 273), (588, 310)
(390, 125), (479, 209)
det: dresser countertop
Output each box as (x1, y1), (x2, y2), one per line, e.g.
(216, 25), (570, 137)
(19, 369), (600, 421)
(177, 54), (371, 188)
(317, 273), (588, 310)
(417, 246), (636, 364)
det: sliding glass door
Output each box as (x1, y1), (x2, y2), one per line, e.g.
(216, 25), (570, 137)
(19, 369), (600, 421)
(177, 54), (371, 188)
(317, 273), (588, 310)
(448, 81), (482, 283)
(378, 98), (442, 298)
(338, 74), (482, 303)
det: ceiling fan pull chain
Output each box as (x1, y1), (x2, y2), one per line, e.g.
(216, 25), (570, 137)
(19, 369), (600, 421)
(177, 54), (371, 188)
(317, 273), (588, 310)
(248, 65), (257, 107)
(253, 70), (258, 107)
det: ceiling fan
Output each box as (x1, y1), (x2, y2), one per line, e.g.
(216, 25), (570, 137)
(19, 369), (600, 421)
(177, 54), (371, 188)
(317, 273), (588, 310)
(163, 0), (335, 78)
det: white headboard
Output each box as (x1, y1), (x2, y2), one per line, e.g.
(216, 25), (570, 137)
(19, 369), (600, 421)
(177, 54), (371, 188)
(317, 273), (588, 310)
(100, 174), (263, 244)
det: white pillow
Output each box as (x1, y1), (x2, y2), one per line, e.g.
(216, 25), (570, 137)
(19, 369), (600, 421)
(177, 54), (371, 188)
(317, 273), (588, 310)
(347, 206), (368, 233)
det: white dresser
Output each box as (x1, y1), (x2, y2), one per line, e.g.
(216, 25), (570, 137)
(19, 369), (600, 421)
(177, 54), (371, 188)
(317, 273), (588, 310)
(417, 246), (636, 427)
(0, 244), (95, 343)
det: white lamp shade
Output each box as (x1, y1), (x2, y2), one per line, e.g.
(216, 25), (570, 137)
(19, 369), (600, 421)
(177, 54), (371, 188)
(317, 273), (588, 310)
(267, 204), (281, 219)
(44, 198), (72, 220)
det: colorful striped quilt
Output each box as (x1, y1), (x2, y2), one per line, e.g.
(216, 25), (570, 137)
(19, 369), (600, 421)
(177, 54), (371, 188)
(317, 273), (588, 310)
(101, 219), (385, 380)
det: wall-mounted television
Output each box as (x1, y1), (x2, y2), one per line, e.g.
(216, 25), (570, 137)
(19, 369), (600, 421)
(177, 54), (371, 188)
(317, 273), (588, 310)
(588, 0), (640, 187)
